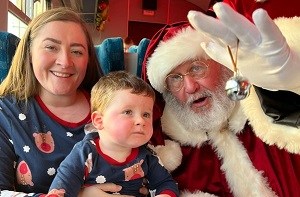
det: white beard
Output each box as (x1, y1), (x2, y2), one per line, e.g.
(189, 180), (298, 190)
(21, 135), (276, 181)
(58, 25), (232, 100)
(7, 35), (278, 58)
(162, 68), (236, 133)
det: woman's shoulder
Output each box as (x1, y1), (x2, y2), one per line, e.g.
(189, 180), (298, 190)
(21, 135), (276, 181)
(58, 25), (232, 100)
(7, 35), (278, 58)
(0, 96), (33, 115)
(0, 95), (35, 106)
(0, 95), (18, 105)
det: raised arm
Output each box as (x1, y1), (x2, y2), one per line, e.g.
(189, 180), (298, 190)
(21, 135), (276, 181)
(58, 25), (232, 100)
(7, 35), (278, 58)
(188, 2), (300, 94)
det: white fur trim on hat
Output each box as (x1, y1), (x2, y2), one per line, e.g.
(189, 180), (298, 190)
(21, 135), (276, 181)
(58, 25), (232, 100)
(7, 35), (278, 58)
(146, 26), (210, 93)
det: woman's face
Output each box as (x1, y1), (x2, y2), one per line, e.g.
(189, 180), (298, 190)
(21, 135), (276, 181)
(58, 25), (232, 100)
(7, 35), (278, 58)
(31, 21), (89, 97)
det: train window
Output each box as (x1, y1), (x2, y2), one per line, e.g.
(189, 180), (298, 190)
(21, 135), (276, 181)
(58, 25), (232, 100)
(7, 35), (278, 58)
(8, 11), (27, 38)
(7, 0), (49, 38)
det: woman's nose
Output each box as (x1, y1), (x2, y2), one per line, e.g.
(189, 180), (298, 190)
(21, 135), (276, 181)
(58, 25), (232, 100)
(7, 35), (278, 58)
(183, 75), (200, 93)
(56, 50), (72, 68)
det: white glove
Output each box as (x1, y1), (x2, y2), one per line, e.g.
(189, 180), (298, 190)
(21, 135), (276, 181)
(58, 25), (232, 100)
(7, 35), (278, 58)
(188, 2), (300, 93)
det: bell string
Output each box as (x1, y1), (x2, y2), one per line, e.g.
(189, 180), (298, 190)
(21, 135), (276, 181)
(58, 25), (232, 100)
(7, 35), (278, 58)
(225, 39), (251, 101)
(226, 39), (239, 73)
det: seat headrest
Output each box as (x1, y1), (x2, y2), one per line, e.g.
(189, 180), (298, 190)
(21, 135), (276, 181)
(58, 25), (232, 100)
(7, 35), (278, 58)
(0, 32), (20, 82)
(95, 37), (125, 75)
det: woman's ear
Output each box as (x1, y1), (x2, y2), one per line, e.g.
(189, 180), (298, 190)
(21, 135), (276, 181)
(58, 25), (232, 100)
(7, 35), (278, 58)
(91, 111), (104, 130)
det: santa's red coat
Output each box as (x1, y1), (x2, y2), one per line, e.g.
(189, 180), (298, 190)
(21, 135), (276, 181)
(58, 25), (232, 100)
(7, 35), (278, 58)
(148, 82), (300, 196)
(150, 120), (300, 196)
(145, 1), (300, 195)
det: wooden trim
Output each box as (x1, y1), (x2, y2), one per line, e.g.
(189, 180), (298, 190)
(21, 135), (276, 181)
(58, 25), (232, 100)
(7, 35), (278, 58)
(8, 1), (31, 25)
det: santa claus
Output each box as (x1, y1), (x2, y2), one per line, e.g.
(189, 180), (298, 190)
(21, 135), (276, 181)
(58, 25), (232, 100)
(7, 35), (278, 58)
(142, 1), (300, 196)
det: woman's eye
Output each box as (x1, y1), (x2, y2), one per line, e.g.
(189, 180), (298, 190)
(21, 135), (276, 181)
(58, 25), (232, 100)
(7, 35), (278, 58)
(45, 45), (57, 51)
(72, 50), (83, 56)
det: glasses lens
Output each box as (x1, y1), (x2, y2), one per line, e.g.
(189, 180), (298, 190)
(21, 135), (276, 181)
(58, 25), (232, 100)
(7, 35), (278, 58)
(164, 61), (208, 92)
(165, 74), (183, 91)
(190, 61), (208, 79)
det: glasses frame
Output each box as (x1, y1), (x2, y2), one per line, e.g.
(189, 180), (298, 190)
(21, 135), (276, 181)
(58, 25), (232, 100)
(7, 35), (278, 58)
(164, 61), (209, 92)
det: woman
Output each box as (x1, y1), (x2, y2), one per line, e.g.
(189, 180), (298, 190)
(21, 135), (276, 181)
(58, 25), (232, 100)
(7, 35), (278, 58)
(0, 7), (125, 196)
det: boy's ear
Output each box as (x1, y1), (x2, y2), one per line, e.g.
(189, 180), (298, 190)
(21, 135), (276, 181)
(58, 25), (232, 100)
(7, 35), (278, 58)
(91, 111), (104, 130)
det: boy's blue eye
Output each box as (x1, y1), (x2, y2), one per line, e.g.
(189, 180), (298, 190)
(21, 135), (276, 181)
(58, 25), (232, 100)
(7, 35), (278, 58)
(124, 110), (132, 115)
(143, 112), (151, 118)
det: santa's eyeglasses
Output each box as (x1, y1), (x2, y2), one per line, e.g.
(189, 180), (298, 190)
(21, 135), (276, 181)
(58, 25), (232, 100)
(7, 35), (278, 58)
(164, 61), (209, 92)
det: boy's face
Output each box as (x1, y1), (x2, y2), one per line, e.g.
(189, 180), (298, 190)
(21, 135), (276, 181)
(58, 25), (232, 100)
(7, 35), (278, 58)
(92, 89), (154, 149)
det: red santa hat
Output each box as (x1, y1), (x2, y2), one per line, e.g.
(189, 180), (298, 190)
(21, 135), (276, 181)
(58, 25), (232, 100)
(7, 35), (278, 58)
(222, 0), (300, 22)
(142, 21), (211, 94)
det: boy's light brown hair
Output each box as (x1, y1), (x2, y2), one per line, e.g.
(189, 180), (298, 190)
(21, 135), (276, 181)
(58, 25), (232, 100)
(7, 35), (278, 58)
(91, 71), (155, 113)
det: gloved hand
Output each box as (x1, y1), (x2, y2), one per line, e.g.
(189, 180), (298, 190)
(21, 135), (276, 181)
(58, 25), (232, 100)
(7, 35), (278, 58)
(188, 2), (300, 93)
